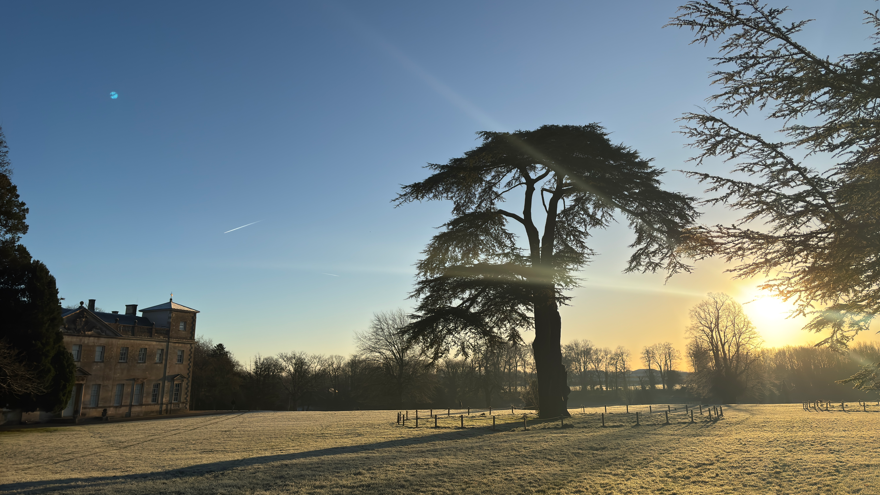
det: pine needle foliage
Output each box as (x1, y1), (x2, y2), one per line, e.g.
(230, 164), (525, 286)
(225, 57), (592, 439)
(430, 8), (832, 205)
(667, 1), (880, 360)
(395, 124), (697, 416)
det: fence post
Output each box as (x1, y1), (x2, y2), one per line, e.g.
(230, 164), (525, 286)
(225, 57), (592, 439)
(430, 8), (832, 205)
(582, 405), (585, 414)
(708, 408), (712, 421)
(649, 405), (652, 414)
(720, 406), (723, 417)
(435, 416), (438, 428)
(430, 409), (433, 418)
(460, 415), (464, 428)
(636, 412), (640, 426)
(489, 407), (492, 415)
(416, 416), (419, 428)
(561, 417), (564, 428)
(685, 404), (689, 414)
(604, 405), (607, 413)
(690, 410), (694, 423)
(665, 411), (669, 425)
(511, 406), (514, 415)
(626, 404), (629, 414)
(468, 407), (470, 416)
(601, 413), (605, 427)
(406, 411), (409, 420)
(699, 405), (703, 415)
(523, 415), (527, 430)
(842, 402), (846, 411)
(397, 412), (400, 424)
(493, 415), (496, 430)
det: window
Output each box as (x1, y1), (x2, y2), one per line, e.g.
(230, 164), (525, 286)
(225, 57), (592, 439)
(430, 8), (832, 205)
(113, 384), (124, 406)
(133, 383), (143, 405)
(119, 347), (129, 363)
(176, 350), (184, 364)
(137, 348), (147, 363)
(155, 349), (164, 364)
(95, 346), (105, 362)
(89, 384), (101, 407)
(172, 383), (182, 402)
(150, 383), (160, 403)
(71, 344), (82, 362)
(179, 321), (186, 331)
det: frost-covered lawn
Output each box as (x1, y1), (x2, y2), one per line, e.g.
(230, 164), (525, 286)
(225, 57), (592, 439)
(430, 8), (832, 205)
(2, 404), (879, 494)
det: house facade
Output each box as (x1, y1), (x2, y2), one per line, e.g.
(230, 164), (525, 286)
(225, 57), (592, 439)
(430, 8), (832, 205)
(59, 297), (199, 420)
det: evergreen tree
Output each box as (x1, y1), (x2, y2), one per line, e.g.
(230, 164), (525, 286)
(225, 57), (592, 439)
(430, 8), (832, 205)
(0, 126), (74, 412)
(395, 124), (697, 417)
(668, 1), (880, 390)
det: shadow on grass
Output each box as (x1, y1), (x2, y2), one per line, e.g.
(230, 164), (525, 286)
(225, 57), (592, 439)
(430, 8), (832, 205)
(2, 423), (500, 494)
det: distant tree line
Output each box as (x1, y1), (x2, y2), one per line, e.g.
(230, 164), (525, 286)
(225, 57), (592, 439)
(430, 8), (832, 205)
(191, 306), (880, 411)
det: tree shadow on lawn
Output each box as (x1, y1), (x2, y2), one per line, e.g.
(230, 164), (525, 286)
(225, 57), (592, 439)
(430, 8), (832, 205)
(2, 424), (502, 494)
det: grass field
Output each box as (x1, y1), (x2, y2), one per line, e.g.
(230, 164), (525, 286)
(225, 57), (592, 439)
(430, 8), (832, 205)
(2, 404), (879, 494)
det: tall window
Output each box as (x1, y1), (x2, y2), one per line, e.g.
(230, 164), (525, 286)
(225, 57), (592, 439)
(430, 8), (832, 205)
(133, 383), (143, 405)
(71, 344), (82, 362)
(113, 384), (124, 406)
(95, 346), (105, 362)
(89, 384), (101, 407)
(176, 350), (184, 364)
(119, 347), (129, 363)
(172, 383), (182, 402)
(137, 348), (147, 363)
(151, 383), (160, 403)
(155, 349), (164, 364)
(179, 321), (186, 331)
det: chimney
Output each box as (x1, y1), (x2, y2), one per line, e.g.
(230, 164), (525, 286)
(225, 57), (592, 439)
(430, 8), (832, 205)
(88, 299), (96, 311)
(125, 304), (138, 316)
(111, 311), (119, 314)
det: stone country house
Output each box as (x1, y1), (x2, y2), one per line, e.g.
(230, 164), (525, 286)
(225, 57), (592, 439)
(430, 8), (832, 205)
(54, 297), (199, 421)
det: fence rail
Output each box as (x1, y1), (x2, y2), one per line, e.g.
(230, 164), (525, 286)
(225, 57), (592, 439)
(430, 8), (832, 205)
(394, 403), (734, 431)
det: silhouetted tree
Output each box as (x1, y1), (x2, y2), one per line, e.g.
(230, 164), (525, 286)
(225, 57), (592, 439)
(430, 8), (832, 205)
(668, 1), (880, 386)
(356, 310), (434, 407)
(564, 339), (595, 392)
(244, 354), (284, 410)
(687, 293), (762, 402)
(0, 339), (45, 398)
(0, 129), (73, 412)
(277, 351), (322, 411)
(395, 124), (698, 417)
(646, 342), (681, 390)
(192, 339), (243, 410)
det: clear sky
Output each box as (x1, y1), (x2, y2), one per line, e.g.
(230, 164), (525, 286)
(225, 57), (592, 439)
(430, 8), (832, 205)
(2, 0), (878, 365)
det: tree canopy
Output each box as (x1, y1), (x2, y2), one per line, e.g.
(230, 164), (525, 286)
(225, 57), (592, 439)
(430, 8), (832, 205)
(396, 124), (698, 417)
(668, 1), (880, 351)
(0, 126), (73, 412)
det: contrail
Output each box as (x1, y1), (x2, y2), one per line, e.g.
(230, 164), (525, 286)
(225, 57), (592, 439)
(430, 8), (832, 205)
(224, 221), (262, 234)
(322, 273), (339, 277)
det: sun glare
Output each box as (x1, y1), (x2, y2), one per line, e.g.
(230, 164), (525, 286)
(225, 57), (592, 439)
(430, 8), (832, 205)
(740, 287), (813, 348)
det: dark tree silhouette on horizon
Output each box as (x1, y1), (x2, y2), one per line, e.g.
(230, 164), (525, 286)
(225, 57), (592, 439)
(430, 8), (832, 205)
(395, 124), (698, 418)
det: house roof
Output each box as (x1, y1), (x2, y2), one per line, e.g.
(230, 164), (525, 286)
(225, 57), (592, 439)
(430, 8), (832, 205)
(94, 312), (154, 326)
(139, 300), (199, 313)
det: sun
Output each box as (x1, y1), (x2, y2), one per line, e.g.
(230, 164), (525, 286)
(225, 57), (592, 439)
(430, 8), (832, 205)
(740, 287), (812, 348)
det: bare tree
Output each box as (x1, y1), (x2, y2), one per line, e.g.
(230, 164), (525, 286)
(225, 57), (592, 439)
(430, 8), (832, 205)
(355, 310), (434, 407)
(0, 339), (46, 399)
(563, 339), (594, 392)
(277, 351), (322, 411)
(687, 293), (762, 403)
(645, 342), (681, 390)
(587, 347), (610, 391)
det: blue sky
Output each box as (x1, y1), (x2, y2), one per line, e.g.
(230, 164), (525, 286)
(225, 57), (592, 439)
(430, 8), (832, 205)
(2, 0), (878, 364)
